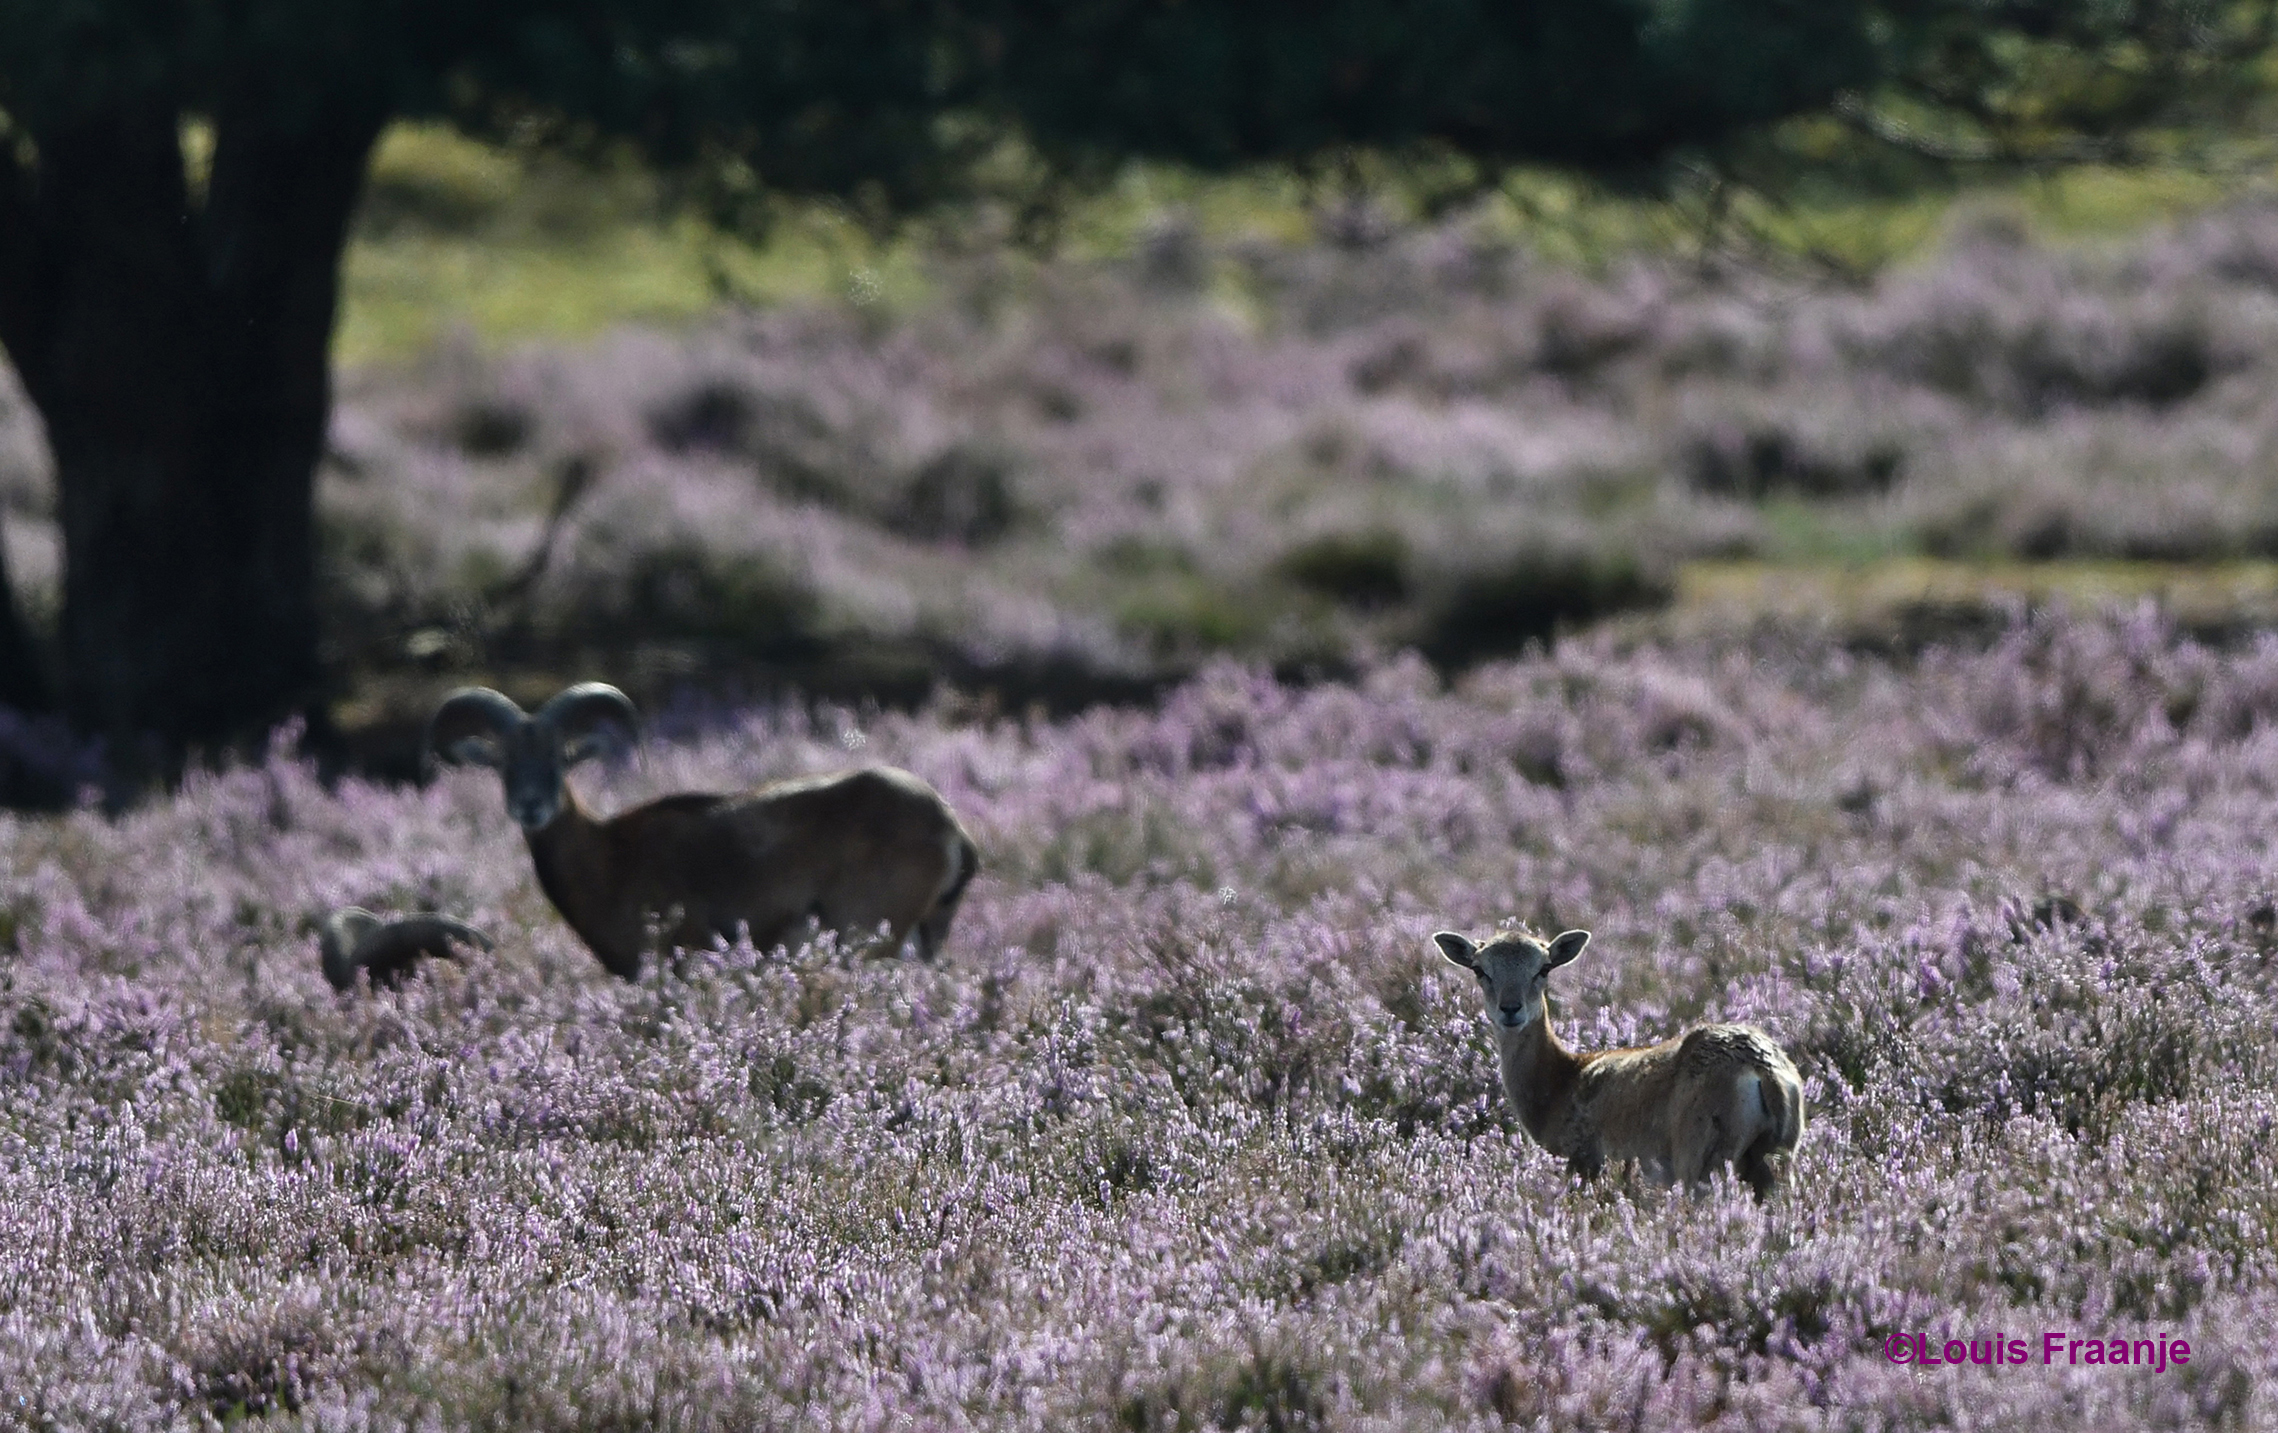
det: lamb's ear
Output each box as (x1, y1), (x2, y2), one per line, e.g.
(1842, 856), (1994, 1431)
(1433, 932), (1480, 969)
(1546, 929), (1591, 968)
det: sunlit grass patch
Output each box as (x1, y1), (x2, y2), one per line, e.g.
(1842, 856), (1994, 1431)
(337, 125), (927, 363)
(1674, 558), (2278, 636)
(337, 122), (2278, 365)
(340, 226), (720, 361)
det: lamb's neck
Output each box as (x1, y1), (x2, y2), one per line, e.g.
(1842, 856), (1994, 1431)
(1493, 1002), (1587, 1156)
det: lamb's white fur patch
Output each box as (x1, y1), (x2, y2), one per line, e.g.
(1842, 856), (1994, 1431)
(1738, 1071), (1766, 1123)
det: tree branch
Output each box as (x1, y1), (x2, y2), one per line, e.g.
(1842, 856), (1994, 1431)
(1829, 92), (2147, 170)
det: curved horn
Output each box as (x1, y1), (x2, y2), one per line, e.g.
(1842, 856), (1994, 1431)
(534, 683), (640, 765)
(320, 907), (495, 992)
(352, 915), (495, 984)
(376, 913), (496, 956)
(427, 687), (529, 770)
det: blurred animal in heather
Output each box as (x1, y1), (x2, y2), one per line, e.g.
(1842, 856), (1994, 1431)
(319, 907), (493, 991)
(1435, 928), (1804, 1200)
(427, 684), (979, 979)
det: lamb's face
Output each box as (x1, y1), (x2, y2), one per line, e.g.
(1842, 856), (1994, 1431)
(1434, 929), (1589, 1031)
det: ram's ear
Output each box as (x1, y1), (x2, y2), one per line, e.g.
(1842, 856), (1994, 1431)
(1546, 929), (1591, 969)
(562, 729), (626, 767)
(1433, 931), (1480, 969)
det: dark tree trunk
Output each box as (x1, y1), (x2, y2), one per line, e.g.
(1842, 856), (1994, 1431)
(0, 98), (383, 767)
(0, 150), (56, 716)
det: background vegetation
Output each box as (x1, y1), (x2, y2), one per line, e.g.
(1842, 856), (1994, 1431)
(12, 113), (2278, 784)
(334, 122), (2267, 363)
(248, 127), (2278, 766)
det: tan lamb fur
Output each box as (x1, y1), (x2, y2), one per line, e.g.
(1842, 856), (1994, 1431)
(1435, 928), (1804, 1199)
(429, 684), (979, 980)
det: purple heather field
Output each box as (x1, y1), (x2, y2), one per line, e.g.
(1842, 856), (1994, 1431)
(12, 207), (2278, 1429)
(3, 607), (2278, 1428)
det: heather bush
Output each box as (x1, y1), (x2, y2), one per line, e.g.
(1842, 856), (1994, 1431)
(3, 608), (2278, 1427)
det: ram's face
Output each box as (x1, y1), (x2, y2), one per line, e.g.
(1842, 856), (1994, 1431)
(497, 724), (569, 831)
(1434, 929), (1590, 1031)
(444, 721), (566, 832)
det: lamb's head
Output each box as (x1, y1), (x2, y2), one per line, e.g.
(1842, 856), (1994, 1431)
(427, 683), (639, 831)
(1434, 928), (1589, 1031)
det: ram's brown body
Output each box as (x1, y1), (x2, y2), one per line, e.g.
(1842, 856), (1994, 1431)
(431, 684), (981, 980)
(527, 766), (978, 979)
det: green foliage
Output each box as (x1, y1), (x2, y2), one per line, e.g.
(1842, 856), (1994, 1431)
(1862, 0), (2278, 165)
(1116, 579), (1279, 662)
(0, 2), (981, 210)
(20, 3), (2276, 372)
(1275, 530), (1411, 608)
(1416, 545), (1673, 667)
(16, 1), (2260, 253)
(975, 0), (1882, 176)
